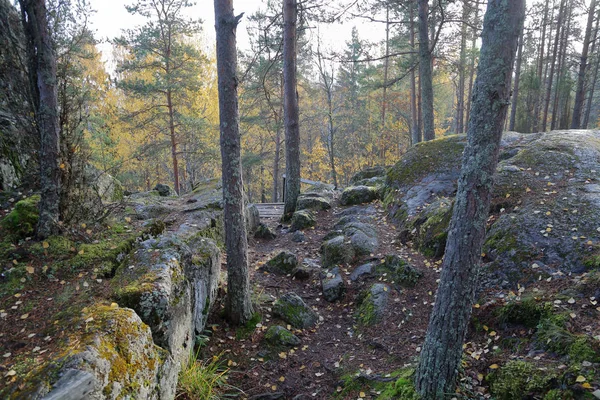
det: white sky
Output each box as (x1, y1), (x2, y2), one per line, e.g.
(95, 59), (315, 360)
(88, 0), (384, 66)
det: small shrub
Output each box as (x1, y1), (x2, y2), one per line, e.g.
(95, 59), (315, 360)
(489, 361), (554, 400)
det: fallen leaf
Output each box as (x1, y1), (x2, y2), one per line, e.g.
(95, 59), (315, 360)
(26, 266), (34, 274)
(489, 364), (499, 369)
(20, 313), (29, 319)
(42, 242), (49, 249)
(278, 376), (285, 382)
(576, 376), (586, 383)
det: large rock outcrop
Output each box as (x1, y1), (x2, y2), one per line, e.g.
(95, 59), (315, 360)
(3, 183), (228, 399)
(385, 130), (600, 288)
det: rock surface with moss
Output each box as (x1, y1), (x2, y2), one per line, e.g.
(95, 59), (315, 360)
(340, 185), (379, 206)
(273, 292), (318, 329)
(264, 325), (302, 347)
(2, 305), (177, 399)
(385, 130), (600, 288)
(356, 283), (390, 326)
(290, 210), (316, 231)
(261, 250), (299, 275)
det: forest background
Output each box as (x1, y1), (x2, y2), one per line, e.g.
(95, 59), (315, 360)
(2, 0), (597, 202)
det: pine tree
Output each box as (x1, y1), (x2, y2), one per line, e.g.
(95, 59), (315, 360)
(415, 0), (525, 397)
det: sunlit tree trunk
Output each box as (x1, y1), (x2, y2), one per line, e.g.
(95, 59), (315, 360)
(19, 0), (61, 238)
(214, 0), (253, 325)
(543, 0), (565, 131)
(419, 0), (435, 141)
(283, 0), (300, 218)
(509, 31), (523, 131)
(415, 0), (524, 397)
(572, 0), (596, 128)
(410, 0), (420, 145)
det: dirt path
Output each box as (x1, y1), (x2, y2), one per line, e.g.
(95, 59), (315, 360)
(207, 198), (440, 399)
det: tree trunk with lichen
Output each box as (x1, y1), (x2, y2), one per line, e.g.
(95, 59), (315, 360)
(214, 0), (253, 325)
(19, 0), (61, 239)
(419, 0), (435, 141)
(415, 0), (525, 398)
(283, 0), (301, 219)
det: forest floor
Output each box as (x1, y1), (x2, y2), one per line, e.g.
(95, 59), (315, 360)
(206, 195), (600, 400)
(205, 197), (440, 399)
(1, 189), (599, 399)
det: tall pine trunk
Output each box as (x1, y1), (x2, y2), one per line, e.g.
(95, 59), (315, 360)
(465, 0), (480, 129)
(419, 0), (435, 141)
(415, 0), (524, 397)
(543, 0), (565, 131)
(410, 0), (420, 145)
(532, 0), (550, 133)
(584, 21), (600, 127)
(283, 0), (301, 218)
(509, 32), (523, 131)
(572, 0), (596, 128)
(456, 0), (469, 134)
(19, 0), (61, 238)
(214, 0), (253, 325)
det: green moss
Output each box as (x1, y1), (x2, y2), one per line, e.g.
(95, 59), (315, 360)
(543, 389), (574, 400)
(376, 255), (423, 287)
(236, 313), (261, 340)
(0, 195), (40, 239)
(194, 217), (224, 249)
(497, 297), (551, 328)
(386, 135), (465, 188)
(356, 293), (377, 326)
(568, 336), (599, 363)
(29, 235), (75, 257)
(335, 368), (420, 400)
(489, 361), (555, 400)
(536, 313), (574, 354)
(71, 236), (136, 275)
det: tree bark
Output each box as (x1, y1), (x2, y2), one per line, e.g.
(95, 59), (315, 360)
(509, 31), (523, 131)
(542, 0), (565, 132)
(552, 2), (571, 130)
(415, 0), (524, 398)
(456, 0), (469, 134)
(465, 0), (479, 129)
(214, 0), (254, 325)
(572, 0), (596, 128)
(166, 88), (180, 194)
(410, 0), (420, 145)
(584, 14), (600, 128)
(19, 0), (61, 238)
(381, 5), (390, 159)
(532, 0), (549, 133)
(283, 0), (301, 218)
(419, 0), (435, 141)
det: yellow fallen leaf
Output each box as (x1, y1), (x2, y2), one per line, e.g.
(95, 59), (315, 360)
(505, 193), (511, 198)
(5, 370), (16, 377)
(576, 375), (586, 383)
(124, 217), (132, 223)
(279, 352), (287, 359)
(78, 250), (84, 255)
(59, 163), (65, 170)
(526, 187), (531, 192)
(110, 303), (119, 309)
(474, 303), (480, 308)
(42, 242), (49, 249)
(359, 392), (366, 398)
(582, 382), (592, 389)
(26, 266), (34, 274)
(489, 364), (499, 369)
(278, 376), (285, 382)
(271, 385), (277, 391)
(20, 313), (29, 319)
(81, 223), (87, 229)
(86, 229), (92, 235)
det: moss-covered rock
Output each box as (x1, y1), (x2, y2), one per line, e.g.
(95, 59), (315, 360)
(264, 325), (302, 347)
(262, 250), (299, 275)
(0, 194), (40, 239)
(1, 305), (177, 400)
(254, 222), (277, 239)
(351, 166), (387, 184)
(386, 131), (600, 288)
(321, 267), (345, 302)
(356, 283), (390, 326)
(296, 194), (332, 211)
(290, 210), (315, 231)
(321, 235), (355, 268)
(340, 185), (379, 206)
(496, 297), (551, 328)
(375, 255), (422, 287)
(273, 292), (318, 329)
(245, 203), (260, 234)
(489, 360), (556, 400)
